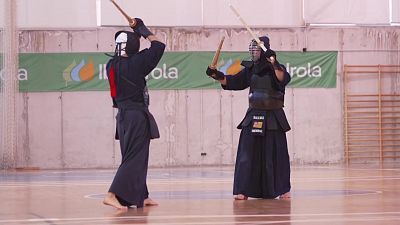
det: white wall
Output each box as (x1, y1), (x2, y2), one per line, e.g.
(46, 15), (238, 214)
(0, 0), (4, 28)
(16, 0), (97, 28)
(393, 0), (400, 23)
(6, 0), (399, 28)
(201, 0), (304, 27)
(15, 26), (400, 169)
(6, 0), (400, 168)
(304, 0), (390, 25)
(100, 0), (204, 27)
(100, 0), (304, 27)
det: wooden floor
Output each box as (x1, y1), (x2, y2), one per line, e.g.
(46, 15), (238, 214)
(1, 164), (400, 225)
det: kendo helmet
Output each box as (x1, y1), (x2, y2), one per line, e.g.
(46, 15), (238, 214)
(248, 36), (270, 62)
(114, 31), (140, 56)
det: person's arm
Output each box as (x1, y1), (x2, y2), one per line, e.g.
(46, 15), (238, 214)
(129, 18), (162, 43)
(269, 62), (291, 90)
(219, 77), (227, 86)
(270, 56), (285, 82)
(205, 66), (249, 90)
(271, 59), (291, 87)
(130, 18), (166, 74)
(206, 66), (225, 83)
(141, 39), (166, 74)
(265, 49), (285, 82)
(147, 34), (159, 42)
(277, 65), (291, 87)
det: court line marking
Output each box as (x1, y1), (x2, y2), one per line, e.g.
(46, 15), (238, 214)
(0, 180), (231, 188)
(52, 217), (400, 225)
(82, 189), (382, 200)
(1, 175), (400, 188)
(1, 211), (400, 224)
(291, 166), (400, 171)
(46, 217), (400, 225)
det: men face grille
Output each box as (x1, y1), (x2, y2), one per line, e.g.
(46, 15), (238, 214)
(249, 40), (261, 61)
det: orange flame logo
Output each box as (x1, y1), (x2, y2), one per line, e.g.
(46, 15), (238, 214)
(218, 58), (243, 75)
(63, 59), (95, 86)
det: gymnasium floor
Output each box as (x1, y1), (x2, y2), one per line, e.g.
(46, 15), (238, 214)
(0, 165), (399, 225)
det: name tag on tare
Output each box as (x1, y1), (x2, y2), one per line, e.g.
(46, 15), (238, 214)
(251, 115), (265, 136)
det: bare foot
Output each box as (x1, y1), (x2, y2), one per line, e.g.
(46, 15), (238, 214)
(279, 192), (291, 199)
(144, 198), (159, 206)
(234, 194), (248, 200)
(103, 192), (128, 210)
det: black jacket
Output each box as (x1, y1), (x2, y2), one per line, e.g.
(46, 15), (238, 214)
(222, 59), (291, 132)
(106, 41), (166, 106)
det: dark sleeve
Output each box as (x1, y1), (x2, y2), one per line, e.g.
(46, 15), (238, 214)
(271, 66), (291, 132)
(140, 41), (166, 75)
(221, 67), (250, 90)
(274, 64), (291, 91)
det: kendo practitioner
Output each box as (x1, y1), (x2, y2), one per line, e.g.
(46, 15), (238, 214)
(103, 18), (165, 210)
(205, 36), (291, 200)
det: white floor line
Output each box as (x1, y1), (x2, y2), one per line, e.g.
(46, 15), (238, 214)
(2, 175), (400, 188)
(2, 211), (400, 224)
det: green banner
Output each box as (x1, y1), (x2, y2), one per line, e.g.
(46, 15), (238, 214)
(18, 51), (337, 92)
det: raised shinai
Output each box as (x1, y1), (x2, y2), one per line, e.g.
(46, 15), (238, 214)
(103, 1), (165, 210)
(205, 5), (292, 200)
